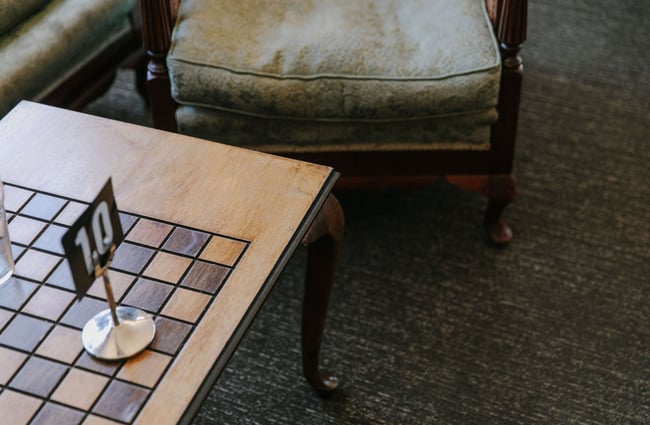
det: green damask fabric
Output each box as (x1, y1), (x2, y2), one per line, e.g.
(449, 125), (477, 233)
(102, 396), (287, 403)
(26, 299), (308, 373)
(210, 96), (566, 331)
(168, 0), (501, 149)
(0, 0), (136, 117)
(176, 105), (496, 152)
(0, 0), (50, 35)
(168, 0), (500, 119)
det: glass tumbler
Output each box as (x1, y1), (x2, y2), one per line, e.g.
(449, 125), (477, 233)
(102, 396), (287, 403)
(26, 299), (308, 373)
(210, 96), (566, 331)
(0, 181), (14, 285)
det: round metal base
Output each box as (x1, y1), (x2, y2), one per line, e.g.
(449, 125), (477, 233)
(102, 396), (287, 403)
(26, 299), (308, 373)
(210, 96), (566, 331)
(0, 260), (14, 286)
(82, 306), (156, 360)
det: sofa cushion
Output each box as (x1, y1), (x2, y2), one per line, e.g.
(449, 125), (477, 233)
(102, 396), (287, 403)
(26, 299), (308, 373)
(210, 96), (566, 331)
(168, 0), (501, 122)
(0, 0), (136, 116)
(176, 105), (496, 153)
(0, 0), (50, 35)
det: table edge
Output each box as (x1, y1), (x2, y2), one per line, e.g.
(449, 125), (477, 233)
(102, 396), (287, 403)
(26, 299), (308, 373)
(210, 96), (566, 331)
(177, 170), (339, 424)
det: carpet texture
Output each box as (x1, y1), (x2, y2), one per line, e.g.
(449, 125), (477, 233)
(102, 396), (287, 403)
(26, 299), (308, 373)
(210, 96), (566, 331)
(85, 0), (650, 423)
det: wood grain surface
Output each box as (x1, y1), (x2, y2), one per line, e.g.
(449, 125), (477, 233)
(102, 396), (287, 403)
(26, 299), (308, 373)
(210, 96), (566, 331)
(0, 101), (337, 424)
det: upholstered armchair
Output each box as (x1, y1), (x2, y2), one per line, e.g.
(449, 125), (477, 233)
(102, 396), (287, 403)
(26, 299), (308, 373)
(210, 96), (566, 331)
(0, 0), (142, 117)
(139, 0), (526, 394)
(141, 0), (527, 245)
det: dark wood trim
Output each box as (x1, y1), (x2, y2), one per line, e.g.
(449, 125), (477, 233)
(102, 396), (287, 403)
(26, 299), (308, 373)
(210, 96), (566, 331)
(497, 0), (528, 48)
(141, 0), (177, 131)
(41, 26), (143, 112)
(278, 148), (499, 178)
(489, 0), (527, 174)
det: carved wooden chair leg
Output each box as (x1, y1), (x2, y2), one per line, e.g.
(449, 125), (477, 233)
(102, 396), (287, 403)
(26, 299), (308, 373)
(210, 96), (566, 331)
(445, 174), (516, 244)
(301, 194), (344, 393)
(484, 174), (516, 244)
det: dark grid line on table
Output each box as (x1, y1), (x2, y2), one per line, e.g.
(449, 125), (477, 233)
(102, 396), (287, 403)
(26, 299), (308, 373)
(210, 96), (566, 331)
(0, 183), (250, 424)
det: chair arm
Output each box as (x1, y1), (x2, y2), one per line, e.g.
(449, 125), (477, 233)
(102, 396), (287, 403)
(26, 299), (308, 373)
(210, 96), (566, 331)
(140, 0), (178, 131)
(496, 0), (527, 52)
(141, 0), (174, 55)
(488, 0), (527, 177)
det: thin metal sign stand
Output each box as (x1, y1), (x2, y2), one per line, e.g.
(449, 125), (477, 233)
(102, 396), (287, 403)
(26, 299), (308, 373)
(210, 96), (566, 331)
(61, 179), (156, 361)
(81, 244), (156, 360)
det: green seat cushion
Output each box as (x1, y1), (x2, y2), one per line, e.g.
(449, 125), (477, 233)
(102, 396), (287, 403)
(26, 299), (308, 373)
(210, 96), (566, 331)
(176, 105), (496, 153)
(168, 0), (501, 123)
(0, 0), (50, 35)
(0, 0), (136, 116)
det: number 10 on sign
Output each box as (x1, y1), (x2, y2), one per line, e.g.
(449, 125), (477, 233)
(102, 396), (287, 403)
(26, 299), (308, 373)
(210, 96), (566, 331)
(62, 178), (155, 360)
(75, 200), (115, 277)
(62, 178), (124, 296)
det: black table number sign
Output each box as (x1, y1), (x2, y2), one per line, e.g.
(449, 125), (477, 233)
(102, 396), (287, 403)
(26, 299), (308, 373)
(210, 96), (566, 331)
(62, 179), (155, 360)
(62, 178), (124, 297)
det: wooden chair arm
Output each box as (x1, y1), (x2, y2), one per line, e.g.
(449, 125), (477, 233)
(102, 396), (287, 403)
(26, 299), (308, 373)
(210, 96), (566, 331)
(140, 0), (174, 55)
(487, 0), (526, 200)
(495, 0), (527, 49)
(140, 0), (178, 131)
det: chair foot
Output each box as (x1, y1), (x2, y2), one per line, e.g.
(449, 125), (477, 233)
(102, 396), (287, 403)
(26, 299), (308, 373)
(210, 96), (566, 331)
(485, 200), (513, 244)
(446, 174), (516, 244)
(301, 194), (343, 394)
(483, 174), (516, 244)
(305, 368), (339, 394)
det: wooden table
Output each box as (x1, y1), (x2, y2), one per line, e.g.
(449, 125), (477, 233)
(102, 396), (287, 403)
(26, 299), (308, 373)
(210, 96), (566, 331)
(0, 101), (342, 424)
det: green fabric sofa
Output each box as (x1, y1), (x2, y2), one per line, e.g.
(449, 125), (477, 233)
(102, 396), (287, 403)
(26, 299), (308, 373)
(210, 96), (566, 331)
(0, 0), (138, 117)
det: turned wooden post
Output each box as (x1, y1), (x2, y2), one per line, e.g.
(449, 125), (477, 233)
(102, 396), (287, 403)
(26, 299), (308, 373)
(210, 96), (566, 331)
(484, 0), (527, 243)
(449, 1), (527, 244)
(490, 0), (527, 173)
(301, 195), (343, 393)
(140, 0), (178, 131)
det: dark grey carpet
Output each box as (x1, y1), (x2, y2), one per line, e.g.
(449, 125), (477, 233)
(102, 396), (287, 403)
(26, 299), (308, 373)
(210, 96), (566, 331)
(85, 0), (650, 423)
